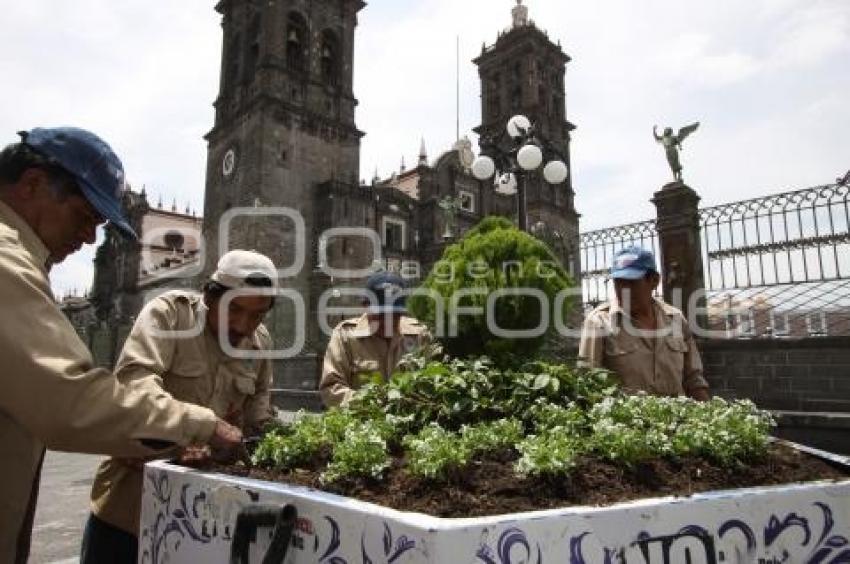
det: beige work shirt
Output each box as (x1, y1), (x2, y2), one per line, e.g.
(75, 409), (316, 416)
(319, 314), (431, 407)
(90, 290), (276, 535)
(0, 201), (217, 563)
(578, 298), (709, 397)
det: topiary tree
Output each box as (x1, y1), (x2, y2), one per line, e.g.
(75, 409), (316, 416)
(408, 216), (574, 362)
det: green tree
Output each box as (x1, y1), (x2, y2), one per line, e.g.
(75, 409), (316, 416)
(409, 216), (574, 361)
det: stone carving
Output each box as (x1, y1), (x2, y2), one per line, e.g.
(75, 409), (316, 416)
(439, 195), (463, 240)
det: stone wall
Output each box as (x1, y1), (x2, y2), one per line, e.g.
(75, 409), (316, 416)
(701, 336), (850, 412)
(700, 336), (850, 454)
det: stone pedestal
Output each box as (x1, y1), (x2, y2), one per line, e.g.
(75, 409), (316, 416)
(651, 181), (706, 324)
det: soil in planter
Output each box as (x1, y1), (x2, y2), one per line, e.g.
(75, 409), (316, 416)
(193, 443), (848, 518)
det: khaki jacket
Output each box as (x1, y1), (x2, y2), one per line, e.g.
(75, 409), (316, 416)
(578, 298), (709, 397)
(319, 314), (431, 407)
(0, 202), (217, 564)
(91, 290), (275, 535)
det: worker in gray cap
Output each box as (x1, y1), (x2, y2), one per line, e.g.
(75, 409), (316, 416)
(83, 249), (279, 563)
(320, 272), (431, 407)
(579, 246), (709, 400)
(0, 127), (242, 563)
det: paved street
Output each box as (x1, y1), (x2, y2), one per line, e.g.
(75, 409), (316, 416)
(30, 451), (104, 564)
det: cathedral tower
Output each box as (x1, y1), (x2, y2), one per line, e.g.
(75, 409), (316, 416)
(473, 0), (580, 277)
(202, 0), (366, 392)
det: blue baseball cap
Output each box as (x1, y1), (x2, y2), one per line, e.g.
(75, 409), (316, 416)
(19, 127), (137, 239)
(610, 246), (658, 280)
(365, 272), (408, 314)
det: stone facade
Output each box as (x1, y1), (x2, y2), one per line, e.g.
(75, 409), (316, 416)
(63, 188), (202, 367)
(200, 0), (582, 397)
(68, 1), (582, 403)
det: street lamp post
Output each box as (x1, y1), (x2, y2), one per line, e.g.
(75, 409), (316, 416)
(470, 114), (568, 231)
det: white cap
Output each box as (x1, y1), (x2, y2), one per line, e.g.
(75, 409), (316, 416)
(210, 250), (278, 289)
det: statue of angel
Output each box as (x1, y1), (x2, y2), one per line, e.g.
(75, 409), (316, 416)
(653, 122), (700, 181)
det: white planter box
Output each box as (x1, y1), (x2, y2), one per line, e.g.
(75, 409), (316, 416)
(140, 442), (850, 563)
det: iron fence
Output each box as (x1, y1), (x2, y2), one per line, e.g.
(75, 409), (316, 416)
(579, 176), (850, 338)
(700, 181), (850, 338)
(579, 219), (659, 310)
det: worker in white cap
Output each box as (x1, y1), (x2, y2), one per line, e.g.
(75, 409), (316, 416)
(82, 249), (279, 563)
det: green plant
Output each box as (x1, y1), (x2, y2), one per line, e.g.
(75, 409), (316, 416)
(403, 424), (469, 479)
(670, 398), (775, 464)
(515, 431), (584, 477)
(251, 356), (776, 484)
(351, 356), (618, 432)
(407, 216), (574, 362)
(321, 421), (391, 484)
(528, 402), (587, 435)
(460, 418), (524, 453)
(585, 395), (776, 466)
(251, 408), (357, 469)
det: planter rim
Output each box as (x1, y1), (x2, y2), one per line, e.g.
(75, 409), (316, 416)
(147, 439), (850, 529)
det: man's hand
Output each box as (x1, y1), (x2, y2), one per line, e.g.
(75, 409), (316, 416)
(209, 418), (243, 450)
(690, 388), (711, 402)
(179, 446), (212, 467)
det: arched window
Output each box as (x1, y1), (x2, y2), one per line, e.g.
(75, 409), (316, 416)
(244, 14), (261, 82)
(320, 30), (340, 86)
(511, 85), (522, 110)
(286, 12), (307, 73)
(225, 32), (242, 91)
(164, 231), (185, 252)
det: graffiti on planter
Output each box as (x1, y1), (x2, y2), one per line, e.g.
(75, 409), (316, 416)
(568, 502), (849, 563)
(141, 470), (212, 564)
(361, 521), (418, 563)
(142, 469), (265, 563)
(312, 515), (347, 563)
(477, 527), (543, 564)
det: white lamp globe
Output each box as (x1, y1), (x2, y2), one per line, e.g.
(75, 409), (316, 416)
(517, 144), (543, 171)
(506, 115), (531, 138)
(471, 155), (496, 180)
(497, 173), (518, 195)
(542, 160), (568, 184)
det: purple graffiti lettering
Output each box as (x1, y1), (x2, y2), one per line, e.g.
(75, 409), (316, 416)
(804, 503), (850, 564)
(633, 525), (716, 564)
(477, 527), (542, 564)
(719, 519), (757, 561)
(766, 513), (811, 548)
(318, 516), (345, 563)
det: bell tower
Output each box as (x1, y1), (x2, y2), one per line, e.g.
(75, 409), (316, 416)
(202, 0), (366, 393)
(473, 0), (580, 278)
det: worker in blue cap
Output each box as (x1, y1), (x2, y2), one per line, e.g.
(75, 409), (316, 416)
(319, 271), (432, 407)
(0, 127), (243, 562)
(578, 246), (710, 401)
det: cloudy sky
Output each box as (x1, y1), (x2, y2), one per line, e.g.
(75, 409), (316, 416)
(1, 0), (848, 296)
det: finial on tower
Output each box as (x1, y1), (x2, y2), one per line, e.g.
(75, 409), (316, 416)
(418, 138), (428, 166)
(512, 0), (529, 28)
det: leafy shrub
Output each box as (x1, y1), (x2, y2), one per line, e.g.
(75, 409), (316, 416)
(321, 421), (391, 484)
(403, 424), (469, 479)
(251, 409), (356, 469)
(460, 418), (524, 453)
(252, 356), (776, 483)
(350, 356), (618, 432)
(515, 431), (584, 477)
(407, 216), (574, 362)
